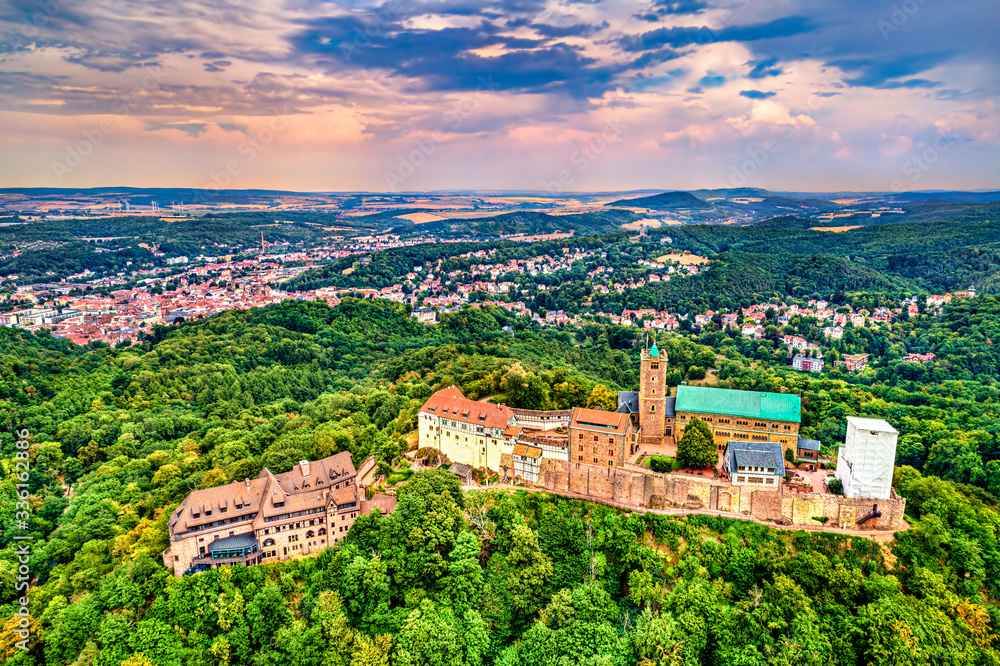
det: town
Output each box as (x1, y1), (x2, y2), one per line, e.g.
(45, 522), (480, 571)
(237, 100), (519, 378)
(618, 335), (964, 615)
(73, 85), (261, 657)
(0, 235), (974, 377)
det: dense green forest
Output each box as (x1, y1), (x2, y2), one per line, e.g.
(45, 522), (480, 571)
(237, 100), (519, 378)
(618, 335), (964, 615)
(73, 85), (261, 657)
(660, 205), (1000, 293)
(4, 299), (1000, 665)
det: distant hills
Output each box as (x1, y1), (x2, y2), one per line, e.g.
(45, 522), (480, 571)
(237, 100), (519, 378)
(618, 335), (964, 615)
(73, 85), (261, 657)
(606, 191), (712, 210)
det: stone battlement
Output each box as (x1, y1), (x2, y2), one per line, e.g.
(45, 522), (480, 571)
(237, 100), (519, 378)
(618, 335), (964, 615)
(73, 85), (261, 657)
(531, 459), (905, 532)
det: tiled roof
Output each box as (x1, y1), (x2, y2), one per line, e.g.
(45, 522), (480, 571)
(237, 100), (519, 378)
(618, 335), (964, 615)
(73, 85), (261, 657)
(207, 532), (258, 553)
(617, 391), (639, 414)
(676, 385), (800, 423)
(797, 435), (821, 451)
(725, 441), (786, 477)
(420, 386), (515, 429)
(569, 407), (629, 434)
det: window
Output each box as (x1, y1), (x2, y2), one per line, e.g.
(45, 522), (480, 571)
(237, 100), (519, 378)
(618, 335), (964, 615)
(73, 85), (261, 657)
(593, 458), (598, 464)
(651, 361), (659, 370)
(593, 446), (599, 454)
(608, 460), (613, 466)
(650, 405), (656, 413)
(220, 507), (227, 514)
(263, 538), (275, 547)
(288, 535), (299, 543)
(306, 530), (315, 538)
(608, 449), (613, 456)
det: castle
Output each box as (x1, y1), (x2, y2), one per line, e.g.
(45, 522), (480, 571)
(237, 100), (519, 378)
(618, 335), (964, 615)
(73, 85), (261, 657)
(418, 342), (904, 531)
(419, 341), (802, 477)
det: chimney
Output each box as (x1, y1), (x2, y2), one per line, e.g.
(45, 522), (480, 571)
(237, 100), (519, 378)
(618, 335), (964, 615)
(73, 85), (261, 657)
(245, 477), (251, 490)
(300, 460), (311, 477)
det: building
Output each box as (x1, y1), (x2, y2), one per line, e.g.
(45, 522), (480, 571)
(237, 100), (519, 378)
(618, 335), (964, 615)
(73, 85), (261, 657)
(835, 353), (870, 372)
(637, 343), (675, 445)
(792, 355), (824, 373)
(163, 453), (395, 577)
(511, 407), (572, 430)
(796, 435), (821, 461)
(411, 306), (437, 324)
(418, 386), (515, 470)
(722, 440), (785, 490)
(512, 443), (543, 482)
(836, 417), (898, 500)
(674, 385), (801, 453)
(568, 407), (638, 468)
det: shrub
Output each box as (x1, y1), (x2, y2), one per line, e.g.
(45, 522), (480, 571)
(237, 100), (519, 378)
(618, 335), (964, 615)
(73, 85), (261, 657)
(827, 477), (844, 495)
(649, 456), (673, 473)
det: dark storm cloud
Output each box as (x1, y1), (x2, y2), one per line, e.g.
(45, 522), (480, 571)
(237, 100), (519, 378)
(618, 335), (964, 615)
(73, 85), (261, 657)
(290, 13), (623, 97)
(620, 16), (815, 52)
(828, 54), (950, 88)
(747, 57), (782, 79)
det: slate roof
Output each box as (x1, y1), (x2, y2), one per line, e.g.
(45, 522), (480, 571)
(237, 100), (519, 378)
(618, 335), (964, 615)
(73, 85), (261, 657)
(450, 463), (474, 479)
(207, 532), (258, 553)
(676, 385), (800, 423)
(797, 435), (821, 451)
(617, 391), (639, 414)
(724, 441), (786, 477)
(664, 396), (676, 418)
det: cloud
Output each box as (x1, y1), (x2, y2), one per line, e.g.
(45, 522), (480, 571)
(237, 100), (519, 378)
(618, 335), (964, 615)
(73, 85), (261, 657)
(747, 57), (783, 79)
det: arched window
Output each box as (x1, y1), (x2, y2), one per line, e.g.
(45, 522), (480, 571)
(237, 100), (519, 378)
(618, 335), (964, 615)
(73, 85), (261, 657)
(318, 528), (327, 536)
(263, 538), (275, 547)
(306, 530), (315, 538)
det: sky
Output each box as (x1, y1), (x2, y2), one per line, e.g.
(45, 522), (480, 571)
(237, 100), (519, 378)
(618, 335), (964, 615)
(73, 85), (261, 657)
(0, 0), (997, 192)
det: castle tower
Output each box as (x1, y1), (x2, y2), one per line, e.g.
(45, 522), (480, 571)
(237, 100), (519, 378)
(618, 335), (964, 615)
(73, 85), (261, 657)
(638, 342), (668, 444)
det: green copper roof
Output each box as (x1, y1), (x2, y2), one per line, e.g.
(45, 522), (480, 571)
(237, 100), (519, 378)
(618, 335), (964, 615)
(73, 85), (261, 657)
(675, 385), (801, 423)
(649, 342), (659, 358)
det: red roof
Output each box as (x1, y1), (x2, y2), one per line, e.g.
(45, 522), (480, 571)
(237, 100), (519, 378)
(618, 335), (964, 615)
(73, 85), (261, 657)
(569, 407), (629, 435)
(420, 386), (515, 429)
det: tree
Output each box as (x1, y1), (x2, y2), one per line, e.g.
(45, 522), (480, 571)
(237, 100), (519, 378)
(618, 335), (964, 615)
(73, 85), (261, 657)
(505, 525), (553, 618)
(586, 385), (617, 411)
(676, 418), (716, 468)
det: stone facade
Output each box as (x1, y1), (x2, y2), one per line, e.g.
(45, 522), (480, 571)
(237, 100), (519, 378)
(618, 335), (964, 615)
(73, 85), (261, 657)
(163, 454), (395, 576)
(675, 411), (799, 453)
(638, 346), (671, 445)
(531, 460), (905, 532)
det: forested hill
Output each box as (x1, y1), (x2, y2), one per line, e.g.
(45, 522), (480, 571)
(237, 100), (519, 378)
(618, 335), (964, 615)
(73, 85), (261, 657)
(593, 252), (907, 313)
(663, 204), (1000, 293)
(4, 298), (1000, 664)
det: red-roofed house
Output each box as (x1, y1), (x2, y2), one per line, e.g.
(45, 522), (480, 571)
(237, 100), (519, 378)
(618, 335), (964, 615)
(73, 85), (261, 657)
(418, 386), (516, 470)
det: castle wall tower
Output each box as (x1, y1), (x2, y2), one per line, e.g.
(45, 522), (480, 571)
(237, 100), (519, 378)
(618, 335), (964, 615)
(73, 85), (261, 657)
(638, 343), (669, 444)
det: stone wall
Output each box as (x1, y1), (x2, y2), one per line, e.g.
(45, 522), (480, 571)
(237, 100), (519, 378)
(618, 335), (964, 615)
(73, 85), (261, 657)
(528, 461), (905, 532)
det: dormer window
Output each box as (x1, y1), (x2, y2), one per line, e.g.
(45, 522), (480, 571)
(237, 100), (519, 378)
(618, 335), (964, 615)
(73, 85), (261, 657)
(204, 510), (212, 517)
(220, 507), (227, 514)
(192, 512), (200, 519)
